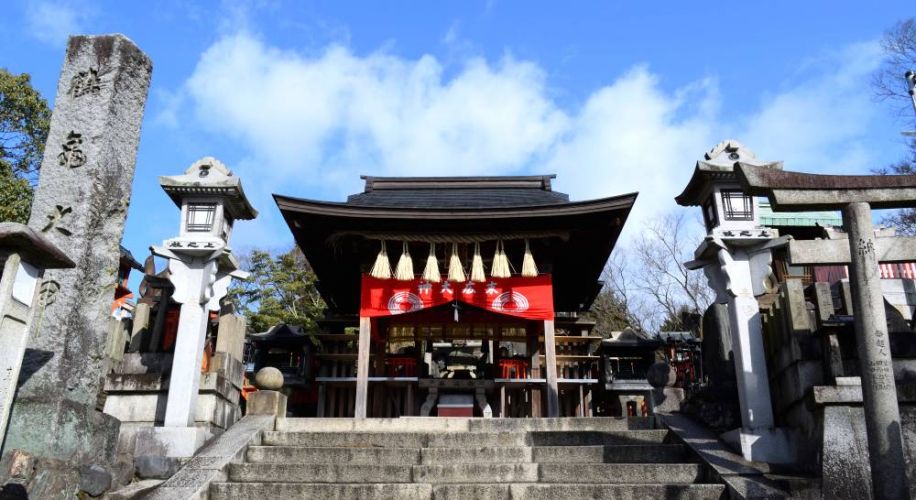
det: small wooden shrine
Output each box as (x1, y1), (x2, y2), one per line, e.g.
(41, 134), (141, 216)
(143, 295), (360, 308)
(275, 175), (636, 417)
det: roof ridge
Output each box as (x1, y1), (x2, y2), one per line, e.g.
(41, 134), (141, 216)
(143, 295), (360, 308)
(361, 175), (557, 192)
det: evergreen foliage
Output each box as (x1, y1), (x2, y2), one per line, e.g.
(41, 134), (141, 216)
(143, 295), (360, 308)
(0, 69), (51, 223)
(229, 246), (326, 335)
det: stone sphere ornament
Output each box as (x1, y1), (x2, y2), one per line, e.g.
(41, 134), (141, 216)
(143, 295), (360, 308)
(647, 362), (677, 389)
(254, 367), (284, 390)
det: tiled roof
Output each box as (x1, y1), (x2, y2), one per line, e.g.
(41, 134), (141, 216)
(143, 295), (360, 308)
(758, 201), (842, 227)
(347, 188), (569, 208)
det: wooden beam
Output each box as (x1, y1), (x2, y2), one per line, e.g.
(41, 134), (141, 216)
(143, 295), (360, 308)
(355, 317), (371, 418)
(544, 319), (560, 417)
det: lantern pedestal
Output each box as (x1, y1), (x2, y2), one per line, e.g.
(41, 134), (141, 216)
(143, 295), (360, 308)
(133, 426), (209, 459)
(721, 427), (798, 465)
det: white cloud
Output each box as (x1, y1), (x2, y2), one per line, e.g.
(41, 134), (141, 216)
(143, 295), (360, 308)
(25, 1), (85, 47)
(183, 32), (568, 194)
(739, 42), (884, 175)
(170, 31), (887, 249)
(546, 67), (719, 239)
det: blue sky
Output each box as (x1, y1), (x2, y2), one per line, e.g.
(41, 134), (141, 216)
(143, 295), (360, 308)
(2, 1), (914, 267)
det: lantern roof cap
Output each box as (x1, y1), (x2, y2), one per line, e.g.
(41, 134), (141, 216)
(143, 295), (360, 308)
(675, 139), (782, 206)
(0, 222), (75, 269)
(159, 157), (258, 220)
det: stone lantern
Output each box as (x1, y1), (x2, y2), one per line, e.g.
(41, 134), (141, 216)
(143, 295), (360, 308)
(0, 224), (74, 450)
(675, 140), (796, 464)
(677, 140), (774, 240)
(139, 157), (257, 458)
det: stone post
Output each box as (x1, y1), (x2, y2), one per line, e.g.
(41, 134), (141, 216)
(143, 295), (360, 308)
(844, 202), (908, 499)
(162, 259), (218, 428)
(0, 224), (74, 453)
(691, 240), (796, 463)
(4, 34), (151, 465)
(719, 255), (775, 431)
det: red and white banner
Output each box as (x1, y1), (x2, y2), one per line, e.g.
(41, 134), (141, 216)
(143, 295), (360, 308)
(359, 275), (554, 320)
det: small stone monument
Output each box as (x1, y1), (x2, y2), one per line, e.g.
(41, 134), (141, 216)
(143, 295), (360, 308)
(0, 224), (73, 450)
(646, 362), (683, 413)
(134, 157), (256, 458)
(675, 140), (797, 464)
(4, 34), (152, 468)
(247, 367), (287, 417)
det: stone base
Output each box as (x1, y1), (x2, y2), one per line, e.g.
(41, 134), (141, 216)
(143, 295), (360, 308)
(133, 427), (208, 458)
(651, 387), (685, 413)
(247, 391), (287, 417)
(116, 421), (222, 456)
(2, 398), (120, 466)
(720, 427), (799, 465)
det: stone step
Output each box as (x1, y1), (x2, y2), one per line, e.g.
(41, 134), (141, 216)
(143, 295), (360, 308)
(532, 444), (690, 463)
(229, 463), (413, 483)
(412, 464), (539, 483)
(260, 429), (670, 448)
(468, 416), (655, 432)
(420, 446), (532, 464)
(246, 444), (690, 465)
(209, 482), (726, 500)
(210, 482), (432, 500)
(275, 416), (656, 433)
(539, 463), (704, 484)
(228, 463), (541, 484)
(276, 417), (473, 433)
(246, 446), (422, 465)
(228, 462), (704, 484)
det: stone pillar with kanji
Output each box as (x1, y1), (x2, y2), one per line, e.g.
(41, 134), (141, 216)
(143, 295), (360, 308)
(4, 34), (152, 470)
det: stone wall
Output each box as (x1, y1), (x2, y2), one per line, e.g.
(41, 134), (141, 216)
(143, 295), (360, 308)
(758, 277), (916, 496)
(101, 308), (247, 481)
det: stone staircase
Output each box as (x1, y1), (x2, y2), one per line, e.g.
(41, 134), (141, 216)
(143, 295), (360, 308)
(209, 417), (726, 499)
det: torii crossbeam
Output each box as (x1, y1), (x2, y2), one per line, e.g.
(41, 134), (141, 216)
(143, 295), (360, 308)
(737, 164), (916, 500)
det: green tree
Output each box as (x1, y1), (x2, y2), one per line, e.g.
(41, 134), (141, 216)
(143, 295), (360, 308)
(0, 69), (51, 223)
(229, 246), (326, 335)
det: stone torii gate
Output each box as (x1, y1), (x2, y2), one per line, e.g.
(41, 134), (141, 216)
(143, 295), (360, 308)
(736, 165), (916, 500)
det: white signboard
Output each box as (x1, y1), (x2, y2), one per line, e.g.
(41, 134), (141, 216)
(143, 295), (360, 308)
(11, 261), (40, 307)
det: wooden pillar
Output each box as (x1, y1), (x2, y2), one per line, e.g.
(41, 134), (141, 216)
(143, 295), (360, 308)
(544, 319), (560, 417)
(317, 383), (326, 417)
(527, 329), (541, 417)
(355, 317), (371, 418)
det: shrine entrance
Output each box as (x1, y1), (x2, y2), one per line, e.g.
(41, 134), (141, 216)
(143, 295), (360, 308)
(276, 174), (636, 420)
(368, 304), (545, 419)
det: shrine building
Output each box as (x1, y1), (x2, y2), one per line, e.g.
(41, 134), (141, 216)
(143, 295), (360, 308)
(274, 175), (637, 418)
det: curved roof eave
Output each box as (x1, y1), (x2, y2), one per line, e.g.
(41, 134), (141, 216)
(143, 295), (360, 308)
(273, 192), (639, 220)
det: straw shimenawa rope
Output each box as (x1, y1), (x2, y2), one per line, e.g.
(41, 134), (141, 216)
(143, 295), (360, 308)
(447, 243), (466, 282)
(370, 240), (392, 279)
(470, 242), (486, 282)
(491, 239), (511, 278)
(395, 241), (414, 280)
(521, 238), (538, 277)
(422, 242), (441, 283)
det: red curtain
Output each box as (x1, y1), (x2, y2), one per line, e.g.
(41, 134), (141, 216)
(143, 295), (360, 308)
(359, 275), (554, 320)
